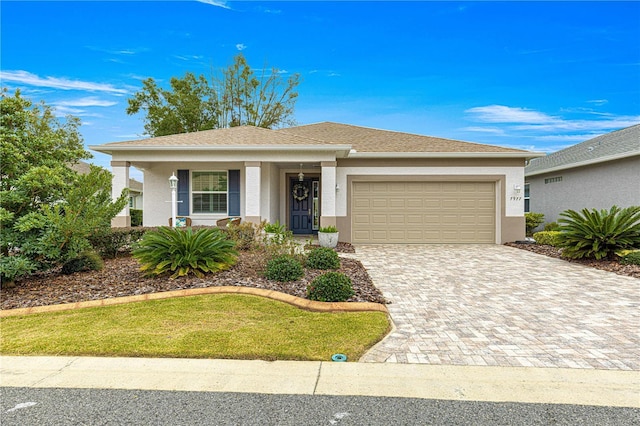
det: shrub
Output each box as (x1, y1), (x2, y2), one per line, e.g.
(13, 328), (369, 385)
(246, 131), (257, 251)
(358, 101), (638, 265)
(0, 255), (36, 287)
(558, 205), (640, 260)
(621, 251), (640, 266)
(130, 209), (143, 227)
(89, 227), (149, 258)
(132, 227), (237, 278)
(264, 221), (286, 234)
(264, 255), (304, 282)
(227, 222), (257, 251)
(306, 247), (340, 270)
(61, 250), (104, 275)
(307, 272), (354, 302)
(533, 231), (563, 247)
(262, 227), (303, 259)
(544, 222), (560, 231)
(525, 212), (545, 236)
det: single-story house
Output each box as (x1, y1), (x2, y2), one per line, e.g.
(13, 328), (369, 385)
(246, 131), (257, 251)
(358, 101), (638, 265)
(70, 161), (144, 210)
(128, 178), (143, 210)
(90, 122), (543, 244)
(525, 124), (640, 224)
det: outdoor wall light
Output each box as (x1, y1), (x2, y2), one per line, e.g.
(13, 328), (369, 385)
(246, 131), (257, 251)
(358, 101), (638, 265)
(335, 183), (340, 190)
(298, 163), (305, 182)
(513, 184), (522, 193)
(169, 173), (178, 189)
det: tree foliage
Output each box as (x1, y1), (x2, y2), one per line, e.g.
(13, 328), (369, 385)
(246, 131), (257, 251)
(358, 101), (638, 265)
(126, 53), (300, 137)
(0, 89), (128, 284)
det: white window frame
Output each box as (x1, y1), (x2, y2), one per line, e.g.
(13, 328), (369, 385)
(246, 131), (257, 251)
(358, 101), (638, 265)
(524, 183), (530, 213)
(191, 170), (229, 215)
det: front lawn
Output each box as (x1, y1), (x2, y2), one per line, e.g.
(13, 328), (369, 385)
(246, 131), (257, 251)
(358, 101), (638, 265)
(0, 294), (390, 361)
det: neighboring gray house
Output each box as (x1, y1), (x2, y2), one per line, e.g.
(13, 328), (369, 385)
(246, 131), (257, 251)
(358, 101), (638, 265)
(70, 161), (143, 210)
(128, 178), (143, 210)
(525, 124), (640, 224)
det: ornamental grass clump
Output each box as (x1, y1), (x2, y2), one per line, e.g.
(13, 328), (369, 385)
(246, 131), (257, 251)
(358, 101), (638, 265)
(307, 272), (354, 302)
(132, 227), (237, 278)
(558, 205), (640, 260)
(306, 247), (340, 270)
(264, 255), (304, 282)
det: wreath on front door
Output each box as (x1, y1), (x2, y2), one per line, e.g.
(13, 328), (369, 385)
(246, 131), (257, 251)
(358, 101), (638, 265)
(292, 183), (309, 201)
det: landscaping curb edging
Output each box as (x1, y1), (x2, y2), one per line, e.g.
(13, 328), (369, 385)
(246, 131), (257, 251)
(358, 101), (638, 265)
(0, 286), (389, 317)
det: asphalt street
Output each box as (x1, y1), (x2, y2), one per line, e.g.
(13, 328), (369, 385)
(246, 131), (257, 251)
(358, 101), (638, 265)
(2, 387), (639, 426)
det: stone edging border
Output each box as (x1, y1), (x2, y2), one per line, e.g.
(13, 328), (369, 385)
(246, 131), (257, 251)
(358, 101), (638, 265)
(0, 286), (389, 318)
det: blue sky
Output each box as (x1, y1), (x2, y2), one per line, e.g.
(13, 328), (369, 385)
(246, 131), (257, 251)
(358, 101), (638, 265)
(2, 1), (639, 179)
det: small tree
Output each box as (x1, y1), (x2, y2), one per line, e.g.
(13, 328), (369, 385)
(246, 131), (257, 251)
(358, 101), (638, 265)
(126, 53), (300, 137)
(0, 89), (127, 284)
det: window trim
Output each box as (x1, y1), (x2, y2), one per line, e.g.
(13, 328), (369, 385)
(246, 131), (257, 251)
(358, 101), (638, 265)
(524, 182), (530, 213)
(190, 170), (229, 215)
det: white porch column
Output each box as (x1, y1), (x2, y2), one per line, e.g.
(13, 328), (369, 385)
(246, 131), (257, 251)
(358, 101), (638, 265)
(320, 161), (337, 228)
(111, 161), (130, 227)
(244, 161), (262, 223)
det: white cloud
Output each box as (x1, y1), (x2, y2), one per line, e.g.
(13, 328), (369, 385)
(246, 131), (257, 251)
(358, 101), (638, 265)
(466, 104), (639, 133)
(56, 97), (117, 107)
(461, 126), (505, 135)
(586, 99), (608, 106)
(512, 116), (640, 132)
(197, 0), (231, 10)
(236, 43), (247, 51)
(465, 105), (557, 124)
(0, 70), (128, 94)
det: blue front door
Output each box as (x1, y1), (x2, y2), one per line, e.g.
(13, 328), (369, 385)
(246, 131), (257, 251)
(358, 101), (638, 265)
(290, 178), (314, 234)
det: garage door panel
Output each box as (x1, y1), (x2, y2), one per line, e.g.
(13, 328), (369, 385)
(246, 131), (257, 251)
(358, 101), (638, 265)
(352, 181), (495, 244)
(389, 199), (407, 209)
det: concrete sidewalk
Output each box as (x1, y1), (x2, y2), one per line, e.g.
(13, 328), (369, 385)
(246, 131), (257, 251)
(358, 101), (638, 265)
(1, 356), (638, 408)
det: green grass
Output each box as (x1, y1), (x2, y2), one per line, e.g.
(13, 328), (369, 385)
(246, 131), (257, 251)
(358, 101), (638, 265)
(0, 294), (390, 361)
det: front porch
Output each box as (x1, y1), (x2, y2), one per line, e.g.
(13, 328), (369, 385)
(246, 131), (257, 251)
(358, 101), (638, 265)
(110, 160), (339, 232)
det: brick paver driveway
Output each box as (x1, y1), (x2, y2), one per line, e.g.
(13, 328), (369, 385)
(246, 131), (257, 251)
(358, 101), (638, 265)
(355, 245), (639, 370)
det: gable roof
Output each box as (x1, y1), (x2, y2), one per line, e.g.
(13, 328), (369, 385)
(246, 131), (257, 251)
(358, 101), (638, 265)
(91, 121), (539, 158)
(93, 125), (335, 148)
(525, 124), (640, 177)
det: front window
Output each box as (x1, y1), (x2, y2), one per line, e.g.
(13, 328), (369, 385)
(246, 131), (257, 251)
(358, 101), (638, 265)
(524, 183), (530, 213)
(192, 171), (228, 214)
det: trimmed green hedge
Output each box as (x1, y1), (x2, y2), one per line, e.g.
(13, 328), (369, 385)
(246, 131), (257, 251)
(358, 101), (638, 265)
(533, 231), (563, 247)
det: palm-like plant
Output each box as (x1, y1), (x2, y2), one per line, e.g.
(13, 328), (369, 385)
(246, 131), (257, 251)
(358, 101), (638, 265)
(132, 227), (237, 278)
(558, 206), (640, 260)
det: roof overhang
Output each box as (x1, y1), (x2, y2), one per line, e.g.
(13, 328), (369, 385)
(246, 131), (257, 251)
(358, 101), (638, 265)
(525, 150), (640, 177)
(346, 151), (546, 159)
(90, 144), (353, 157)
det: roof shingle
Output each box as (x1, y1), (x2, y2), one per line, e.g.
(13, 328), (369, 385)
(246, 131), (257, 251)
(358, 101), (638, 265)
(93, 121), (532, 155)
(525, 124), (640, 176)
(281, 122), (528, 153)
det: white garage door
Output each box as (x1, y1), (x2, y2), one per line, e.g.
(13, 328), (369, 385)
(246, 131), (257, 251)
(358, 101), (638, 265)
(352, 181), (496, 243)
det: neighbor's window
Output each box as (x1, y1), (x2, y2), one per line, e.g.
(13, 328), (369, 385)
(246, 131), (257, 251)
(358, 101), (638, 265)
(192, 171), (228, 214)
(544, 176), (562, 184)
(524, 183), (530, 213)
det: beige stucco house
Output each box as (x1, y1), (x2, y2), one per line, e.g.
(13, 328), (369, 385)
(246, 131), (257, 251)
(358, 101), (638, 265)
(90, 122), (543, 244)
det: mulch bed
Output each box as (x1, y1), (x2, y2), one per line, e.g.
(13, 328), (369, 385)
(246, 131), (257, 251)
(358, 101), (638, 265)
(504, 242), (640, 279)
(1, 243), (387, 311)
